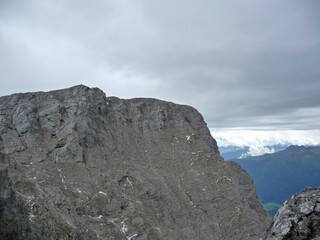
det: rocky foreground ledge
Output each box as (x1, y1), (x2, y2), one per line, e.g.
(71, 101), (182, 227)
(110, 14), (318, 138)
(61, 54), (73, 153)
(1, 84), (306, 239)
(265, 187), (320, 240)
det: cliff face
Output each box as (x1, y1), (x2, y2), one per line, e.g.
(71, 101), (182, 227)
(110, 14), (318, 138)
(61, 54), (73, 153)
(0, 85), (271, 240)
(265, 188), (320, 240)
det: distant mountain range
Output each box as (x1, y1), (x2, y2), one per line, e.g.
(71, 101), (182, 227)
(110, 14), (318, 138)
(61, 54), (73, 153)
(219, 144), (289, 160)
(229, 145), (320, 216)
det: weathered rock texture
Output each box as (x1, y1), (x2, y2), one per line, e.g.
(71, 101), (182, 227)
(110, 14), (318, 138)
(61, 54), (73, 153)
(0, 85), (271, 239)
(265, 187), (320, 240)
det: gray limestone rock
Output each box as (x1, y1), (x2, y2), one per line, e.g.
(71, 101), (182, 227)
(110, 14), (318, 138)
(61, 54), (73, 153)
(0, 85), (271, 239)
(0, 169), (31, 239)
(265, 187), (320, 240)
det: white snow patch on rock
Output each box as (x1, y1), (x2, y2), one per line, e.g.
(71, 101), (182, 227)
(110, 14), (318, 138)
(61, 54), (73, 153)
(99, 191), (108, 196)
(127, 233), (138, 240)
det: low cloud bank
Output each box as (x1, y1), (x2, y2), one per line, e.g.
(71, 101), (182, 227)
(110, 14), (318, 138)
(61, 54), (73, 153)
(211, 129), (320, 147)
(239, 145), (275, 158)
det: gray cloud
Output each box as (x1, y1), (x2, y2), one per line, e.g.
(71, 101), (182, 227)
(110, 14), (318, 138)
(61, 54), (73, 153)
(1, 0), (319, 130)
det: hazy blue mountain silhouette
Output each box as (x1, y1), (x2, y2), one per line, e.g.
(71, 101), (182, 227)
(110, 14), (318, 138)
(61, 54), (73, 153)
(219, 144), (288, 160)
(219, 146), (249, 160)
(231, 145), (320, 216)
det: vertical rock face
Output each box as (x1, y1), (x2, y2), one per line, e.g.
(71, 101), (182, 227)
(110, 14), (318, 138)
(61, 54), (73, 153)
(265, 188), (320, 240)
(0, 169), (31, 239)
(0, 85), (271, 240)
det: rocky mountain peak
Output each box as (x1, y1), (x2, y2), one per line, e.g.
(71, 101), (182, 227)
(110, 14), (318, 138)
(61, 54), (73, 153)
(0, 86), (271, 239)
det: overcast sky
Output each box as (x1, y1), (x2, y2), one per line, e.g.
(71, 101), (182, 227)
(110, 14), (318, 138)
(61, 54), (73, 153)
(1, 0), (320, 145)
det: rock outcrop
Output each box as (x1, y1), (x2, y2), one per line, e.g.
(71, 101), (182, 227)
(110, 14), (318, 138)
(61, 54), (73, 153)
(0, 85), (271, 239)
(265, 187), (320, 240)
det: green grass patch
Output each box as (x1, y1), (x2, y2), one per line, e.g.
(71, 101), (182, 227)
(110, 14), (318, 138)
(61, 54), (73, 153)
(262, 202), (281, 211)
